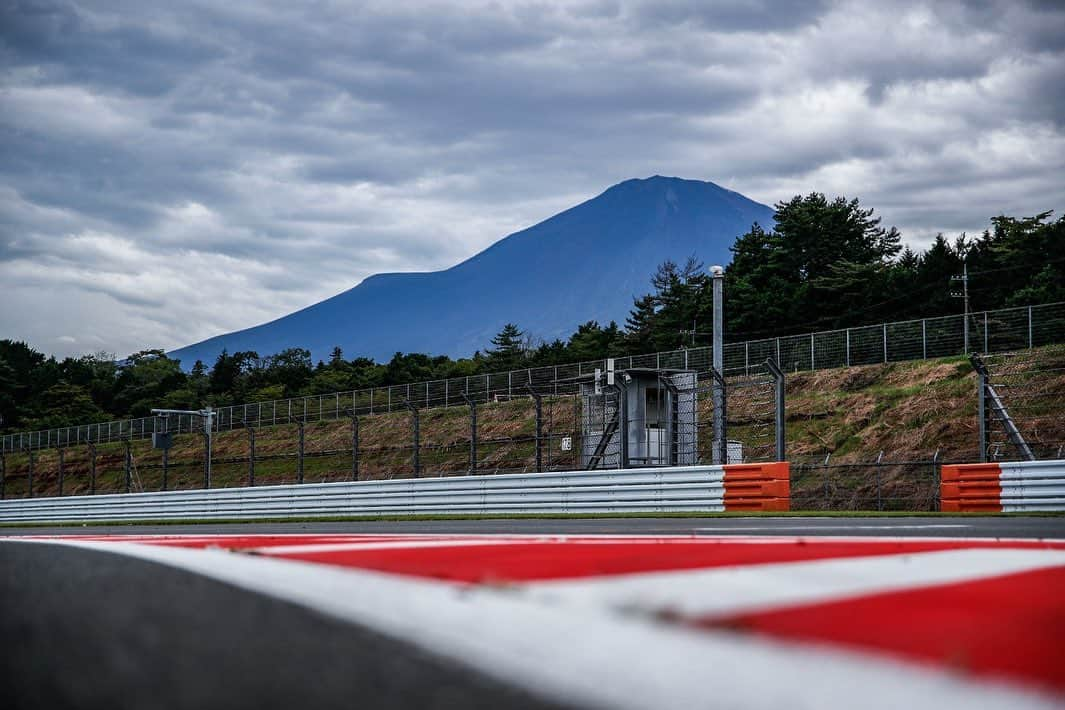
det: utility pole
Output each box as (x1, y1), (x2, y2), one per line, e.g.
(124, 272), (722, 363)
(710, 265), (726, 464)
(951, 252), (971, 353)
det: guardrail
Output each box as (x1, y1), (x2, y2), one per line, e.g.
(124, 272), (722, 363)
(940, 459), (1065, 512)
(0, 463), (789, 523)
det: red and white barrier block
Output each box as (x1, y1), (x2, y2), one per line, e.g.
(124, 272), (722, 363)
(941, 460), (1065, 512)
(719, 462), (790, 511)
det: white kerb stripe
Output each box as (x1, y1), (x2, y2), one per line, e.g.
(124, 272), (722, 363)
(522, 548), (1065, 618)
(15, 539), (1060, 710)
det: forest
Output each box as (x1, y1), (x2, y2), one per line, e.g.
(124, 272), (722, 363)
(2, 194), (1061, 433)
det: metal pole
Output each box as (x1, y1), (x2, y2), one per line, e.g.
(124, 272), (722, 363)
(983, 312), (989, 353)
(204, 408), (214, 489)
(711, 265), (726, 464)
(526, 385), (542, 473)
(57, 446), (65, 496)
(922, 319), (927, 359)
(766, 358), (786, 462)
(162, 428), (169, 491)
(406, 401), (420, 477)
(976, 359), (987, 462)
(125, 440), (132, 493)
(963, 258), (970, 353)
(248, 427), (256, 486)
(462, 394), (477, 474)
(846, 328), (851, 366)
(1028, 306), (1033, 348)
(875, 450), (884, 512)
(810, 334), (815, 370)
(297, 420), (305, 484)
(351, 416), (359, 481)
(882, 323), (888, 362)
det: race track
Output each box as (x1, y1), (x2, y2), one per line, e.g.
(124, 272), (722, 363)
(3, 517), (1064, 709)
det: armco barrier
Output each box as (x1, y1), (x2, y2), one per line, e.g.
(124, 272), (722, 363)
(941, 459), (1065, 512)
(0, 463), (790, 523)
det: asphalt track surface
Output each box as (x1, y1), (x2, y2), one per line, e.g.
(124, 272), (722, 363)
(0, 540), (568, 710)
(2, 514), (1063, 538)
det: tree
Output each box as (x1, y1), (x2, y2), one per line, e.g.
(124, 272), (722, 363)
(725, 194), (902, 334)
(487, 323), (525, 369)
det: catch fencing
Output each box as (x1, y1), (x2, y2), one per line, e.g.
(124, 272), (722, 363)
(0, 361), (784, 501)
(2, 301), (1062, 455)
(974, 349), (1065, 462)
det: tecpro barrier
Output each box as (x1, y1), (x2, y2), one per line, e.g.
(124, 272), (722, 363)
(0, 463), (790, 523)
(940, 460), (1065, 512)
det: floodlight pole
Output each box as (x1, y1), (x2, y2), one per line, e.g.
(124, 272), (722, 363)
(710, 265), (726, 465)
(151, 407), (215, 489)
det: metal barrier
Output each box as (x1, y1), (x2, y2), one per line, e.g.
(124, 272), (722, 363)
(0, 463), (789, 523)
(941, 459), (1065, 512)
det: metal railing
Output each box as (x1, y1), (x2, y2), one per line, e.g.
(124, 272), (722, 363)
(0, 464), (750, 523)
(3, 301), (1063, 454)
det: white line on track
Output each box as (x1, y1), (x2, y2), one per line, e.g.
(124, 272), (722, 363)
(521, 547), (1065, 618)
(14, 537), (1061, 710)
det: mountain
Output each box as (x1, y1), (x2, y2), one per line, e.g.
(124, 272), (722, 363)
(170, 176), (775, 366)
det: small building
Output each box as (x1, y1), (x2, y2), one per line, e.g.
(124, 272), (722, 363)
(572, 367), (698, 469)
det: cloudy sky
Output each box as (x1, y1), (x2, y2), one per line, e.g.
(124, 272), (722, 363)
(2, 0), (1063, 359)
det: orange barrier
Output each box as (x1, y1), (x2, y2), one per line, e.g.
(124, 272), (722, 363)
(940, 460), (1065, 512)
(722, 463), (790, 512)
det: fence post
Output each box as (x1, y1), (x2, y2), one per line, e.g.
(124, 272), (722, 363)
(248, 427), (256, 486)
(405, 400), (420, 478)
(351, 416), (359, 481)
(882, 323), (888, 362)
(203, 427), (212, 490)
(709, 366), (728, 465)
(810, 334), (815, 370)
(125, 440), (132, 493)
(26, 447), (34, 498)
(922, 319), (927, 359)
(461, 394), (477, 474)
(766, 358), (786, 462)
(845, 328), (851, 366)
(89, 442), (97, 494)
(983, 312), (989, 353)
(1028, 306), (1033, 348)
(155, 437), (165, 490)
(932, 449), (941, 512)
(822, 453), (831, 509)
(297, 420), (305, 484)
(526, 385), (543, 473)
(875, 450), (884, 511)
(975, 359), (987, 463)
(57, 446), (65, 496)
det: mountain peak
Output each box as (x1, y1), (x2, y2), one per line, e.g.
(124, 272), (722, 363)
(170, 179), (773, 366)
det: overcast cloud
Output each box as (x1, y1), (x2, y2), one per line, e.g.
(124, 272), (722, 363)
(2, 0), (1063, 359)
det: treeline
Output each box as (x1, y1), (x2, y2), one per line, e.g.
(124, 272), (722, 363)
(1, 195), (1061, 432)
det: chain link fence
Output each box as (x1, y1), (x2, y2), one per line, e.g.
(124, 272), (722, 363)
(5, 301), (1063, 455)
(976, 346), (1065, 462)
(0, 360), (783, 500)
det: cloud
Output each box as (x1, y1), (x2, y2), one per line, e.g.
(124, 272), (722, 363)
(0, 0), (1062, 358)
